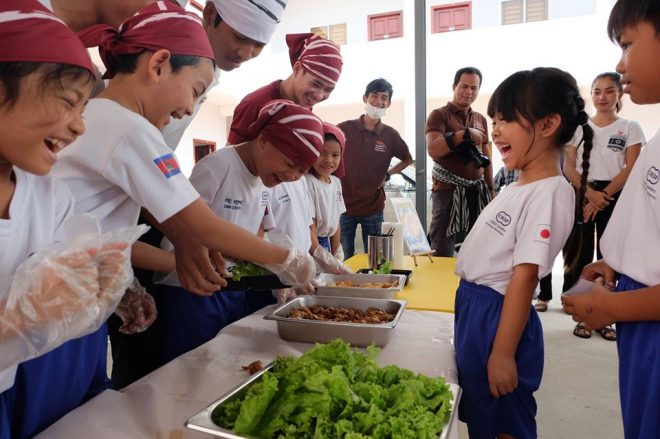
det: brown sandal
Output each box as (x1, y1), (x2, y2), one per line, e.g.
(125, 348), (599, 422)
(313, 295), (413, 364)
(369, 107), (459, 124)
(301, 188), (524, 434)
(596, 326), (617, 341)
(534, 300), (549, 312)
(573, 322), (592, 339)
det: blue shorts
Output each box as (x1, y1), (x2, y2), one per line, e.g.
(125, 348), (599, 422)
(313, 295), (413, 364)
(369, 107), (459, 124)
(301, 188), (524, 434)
(454, 280), (543, 439)
(0, 386), (14, 439)
(317, 236), (331, 252)
(159, 285), (248, 363)
(616, 275), (660, 439)
(10, 325), (110, 438)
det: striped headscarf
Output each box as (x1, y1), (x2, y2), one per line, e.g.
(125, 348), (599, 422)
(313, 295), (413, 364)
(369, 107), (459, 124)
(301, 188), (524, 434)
(0, 0), (94, 75)
(210, 0), (288, 45)
(322, 122), (346, 178)
(78, 1), (214, 78)
(242, 99), (324, 171)
(287, 33), (343, 86)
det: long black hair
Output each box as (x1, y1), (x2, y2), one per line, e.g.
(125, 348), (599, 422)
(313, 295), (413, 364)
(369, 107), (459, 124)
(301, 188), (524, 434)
(487, 67), (594, 269)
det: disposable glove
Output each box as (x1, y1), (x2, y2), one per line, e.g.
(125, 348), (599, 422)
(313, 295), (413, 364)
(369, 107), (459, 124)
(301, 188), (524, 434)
(114, 278), (157, 335)
(313, 245), (353, 275)
(260, 229), (316, 288)
(333, 244), (345, 262)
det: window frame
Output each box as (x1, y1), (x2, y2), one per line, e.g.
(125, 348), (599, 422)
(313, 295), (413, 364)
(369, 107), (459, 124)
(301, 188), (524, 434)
(192, 138), (217, 163)
(367, 10), (404, 41)
(431, 2), (472, 34)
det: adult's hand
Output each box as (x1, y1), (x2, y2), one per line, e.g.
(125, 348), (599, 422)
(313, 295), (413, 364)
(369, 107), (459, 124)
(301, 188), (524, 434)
(585, 188), (613, 209)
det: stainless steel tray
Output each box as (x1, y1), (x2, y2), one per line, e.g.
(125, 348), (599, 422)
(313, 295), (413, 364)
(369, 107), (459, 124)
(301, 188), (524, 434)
(315, 273), (406, 299)
(263, 295), (406, 347)
(185, 363), (461, 439)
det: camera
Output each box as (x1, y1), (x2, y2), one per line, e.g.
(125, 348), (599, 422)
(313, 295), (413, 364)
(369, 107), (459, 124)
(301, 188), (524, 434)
(445, 128), (490, 169)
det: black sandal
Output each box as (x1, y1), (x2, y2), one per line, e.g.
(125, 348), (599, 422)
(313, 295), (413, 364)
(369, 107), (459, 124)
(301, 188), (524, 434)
(596, 326), (617, 341)
(573, 322), (592, 339)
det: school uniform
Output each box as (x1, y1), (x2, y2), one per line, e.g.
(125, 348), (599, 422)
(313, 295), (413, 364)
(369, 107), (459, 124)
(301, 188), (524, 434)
(600, 129), (660, 439)
(157, 147), (271, 361)
(454, 176), (574, 438)
(305, 174), (345, 252)
(270, 179), (314, 252)
(14, 98), (201, 435)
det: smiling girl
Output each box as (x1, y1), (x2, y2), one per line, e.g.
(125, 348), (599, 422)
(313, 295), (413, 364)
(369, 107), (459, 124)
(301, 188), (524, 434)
(452, 67), (593, 438)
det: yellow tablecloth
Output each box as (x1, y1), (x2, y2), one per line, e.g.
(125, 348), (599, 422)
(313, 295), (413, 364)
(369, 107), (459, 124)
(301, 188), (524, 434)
(345, 254), (459, 313)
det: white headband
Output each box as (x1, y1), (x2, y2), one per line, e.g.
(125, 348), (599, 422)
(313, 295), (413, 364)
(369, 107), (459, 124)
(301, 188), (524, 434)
(210, 0), (287, 44)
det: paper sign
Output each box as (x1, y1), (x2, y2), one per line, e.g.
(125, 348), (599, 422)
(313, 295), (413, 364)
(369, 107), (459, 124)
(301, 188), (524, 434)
(389, 198), (432, 255)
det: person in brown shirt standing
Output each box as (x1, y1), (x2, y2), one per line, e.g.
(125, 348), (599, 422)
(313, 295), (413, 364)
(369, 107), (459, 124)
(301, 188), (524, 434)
(339, 78), (413, 259)
(426, 67), (494, 257)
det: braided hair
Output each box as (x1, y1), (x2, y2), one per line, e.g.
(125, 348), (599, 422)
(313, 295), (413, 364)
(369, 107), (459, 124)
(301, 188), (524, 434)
(486, 67), (594, 269)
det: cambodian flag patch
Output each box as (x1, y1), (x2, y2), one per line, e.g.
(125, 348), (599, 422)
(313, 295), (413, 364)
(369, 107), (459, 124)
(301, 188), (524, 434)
(533, 224), (551, 244)
(153, 153), (181, 179)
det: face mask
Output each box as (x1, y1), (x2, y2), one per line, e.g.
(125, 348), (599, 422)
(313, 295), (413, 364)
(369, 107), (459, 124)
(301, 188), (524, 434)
(365, 103), (386, 119)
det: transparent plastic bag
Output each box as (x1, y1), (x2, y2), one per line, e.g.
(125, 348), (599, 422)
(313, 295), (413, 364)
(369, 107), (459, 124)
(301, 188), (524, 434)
(0, 214), (147, 371)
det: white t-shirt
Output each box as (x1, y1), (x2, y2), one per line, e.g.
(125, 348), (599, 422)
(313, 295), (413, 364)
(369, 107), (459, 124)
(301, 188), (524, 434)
(158, 147), (271, 285)
(305, 174), (346, 238)
(0, 169), (74, 392)
(269, 179), (314, 252)
(161, 70), (220, 150)
(601, 129), (660, 286)
(53, 99), (199, 233)
(570, 118), (646, 181)
(455, 176), (575, 295)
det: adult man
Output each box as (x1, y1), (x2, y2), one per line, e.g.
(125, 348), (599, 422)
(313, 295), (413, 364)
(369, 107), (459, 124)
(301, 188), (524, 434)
(339, 78), (413, 260)
(426, 67), (494, 257)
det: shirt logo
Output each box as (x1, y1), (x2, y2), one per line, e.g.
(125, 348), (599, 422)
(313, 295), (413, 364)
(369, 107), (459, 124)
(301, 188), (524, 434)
(495, 211), (511, 226)
(646, 166), (660, 185)
(533, 224), (551, 245)
(374, 140), (386, 152)
(607, 133), (626, 152)
(486, 211), (511, 236)
(261, 191), (270, 207)
(153, 153), (181, 179)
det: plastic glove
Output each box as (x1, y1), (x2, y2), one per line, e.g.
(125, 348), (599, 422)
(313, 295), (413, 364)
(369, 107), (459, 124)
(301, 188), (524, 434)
(313, 246), (353, 274)
(333, 244), (344, 262)
(0, 217), (146, 371)
(261, 230), (316, 288)
(114, 278), (157, 335)
(273, 288), (298, 305)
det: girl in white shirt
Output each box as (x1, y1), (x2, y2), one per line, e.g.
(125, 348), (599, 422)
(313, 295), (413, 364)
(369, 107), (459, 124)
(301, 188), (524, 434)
(454, 67), (593, 438)
(306, 122), (347, 259)
(561, 72), (645, 340)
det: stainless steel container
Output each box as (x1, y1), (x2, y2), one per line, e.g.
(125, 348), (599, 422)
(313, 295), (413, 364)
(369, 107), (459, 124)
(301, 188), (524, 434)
(367, 234), (393, 270)
(185, 363), (461, 439)
(263, 295), (406, 347)
(315, 273), (406, 299)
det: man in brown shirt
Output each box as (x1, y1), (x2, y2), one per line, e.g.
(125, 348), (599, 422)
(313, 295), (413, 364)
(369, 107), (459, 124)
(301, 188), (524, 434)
(339, 78), (413, 259)
(426, 67), (494, 257)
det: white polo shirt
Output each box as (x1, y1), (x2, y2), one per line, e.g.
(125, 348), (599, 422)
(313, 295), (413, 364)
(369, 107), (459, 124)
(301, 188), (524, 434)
(0, 169), (74, 391)
(305, 174), (346, 238)
(456, 176), (575, 295)
(570, 118), (646, 181)
(601, 130), (660, 286)
(53, 99), (199, 233)
(269, 179), (314, 252)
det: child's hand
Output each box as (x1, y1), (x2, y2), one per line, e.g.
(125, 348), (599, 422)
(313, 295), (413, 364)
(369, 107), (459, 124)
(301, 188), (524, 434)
(487, 352), (518, 398)
(580, 260), (617, 287)
(173, 236), (227, 296)
(562, 278), (616, 329)
(114, 280), (158, 334)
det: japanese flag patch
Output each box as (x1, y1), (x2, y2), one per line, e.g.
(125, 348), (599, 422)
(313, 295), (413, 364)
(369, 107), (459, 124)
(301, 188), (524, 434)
(153, 153), (181, 179)
(533, 224), (551, 245)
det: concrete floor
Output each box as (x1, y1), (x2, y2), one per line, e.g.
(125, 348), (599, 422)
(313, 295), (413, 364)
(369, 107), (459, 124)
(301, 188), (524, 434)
(458, 270), (623, 438)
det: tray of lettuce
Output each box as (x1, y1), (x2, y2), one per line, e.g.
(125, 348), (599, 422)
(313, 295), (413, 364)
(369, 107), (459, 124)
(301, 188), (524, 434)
(223, 262), (288, 291)
(185, 339), (459, 438)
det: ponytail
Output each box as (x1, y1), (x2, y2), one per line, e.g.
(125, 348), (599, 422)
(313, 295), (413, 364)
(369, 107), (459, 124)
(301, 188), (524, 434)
(564, 109), (595, 270)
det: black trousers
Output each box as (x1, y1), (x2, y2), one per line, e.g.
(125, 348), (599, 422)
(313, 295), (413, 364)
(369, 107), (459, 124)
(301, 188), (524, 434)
(429, 187), (481, 257)
(562, 181), (619, 292)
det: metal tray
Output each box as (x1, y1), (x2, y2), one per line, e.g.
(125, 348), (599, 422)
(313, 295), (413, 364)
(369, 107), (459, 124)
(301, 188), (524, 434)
(263, 295), (406, 347)
(185, 363), (461, 439)
(315, 273), (406, 299)
(356, 268), (413, 285)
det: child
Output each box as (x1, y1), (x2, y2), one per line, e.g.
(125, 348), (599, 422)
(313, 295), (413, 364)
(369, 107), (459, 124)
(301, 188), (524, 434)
(0, 1), (134, 437)
(12, 3), (314, 437)
(563, 71), (645, 340)
(306, 122), (347, 259)
(562, 1), (660, 437)
(454, 67), (594, 438)
(157, 99), (324, 361)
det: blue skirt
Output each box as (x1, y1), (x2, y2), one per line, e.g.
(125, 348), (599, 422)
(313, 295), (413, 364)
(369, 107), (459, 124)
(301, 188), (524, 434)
(159, 285), (248, 363)
(616, 275), (660, 439)
(318, 236), (331, 252)
(10, 325), (110, 438)
(454, 280), (544, 439)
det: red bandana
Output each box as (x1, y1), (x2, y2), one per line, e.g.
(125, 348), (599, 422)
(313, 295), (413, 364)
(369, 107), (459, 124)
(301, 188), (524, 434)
(286, 33), (343, 86)
(78, 1), (214, 78)
(240, 99), (324, 171)
(0, 0), (94, 75)
(322, 122), (346, 178)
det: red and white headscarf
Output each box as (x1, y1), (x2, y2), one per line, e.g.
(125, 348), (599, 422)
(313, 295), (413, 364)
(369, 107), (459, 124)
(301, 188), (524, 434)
(238, 99), (324, 171)
(78, 1), (214, 78)
(0, 0), (94, 75)
(287, 33), (343, 86)
(322, 122), (346, 178)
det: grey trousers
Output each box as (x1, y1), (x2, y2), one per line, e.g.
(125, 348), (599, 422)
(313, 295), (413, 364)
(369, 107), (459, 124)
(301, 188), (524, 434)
(428, 188), (481, 257)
